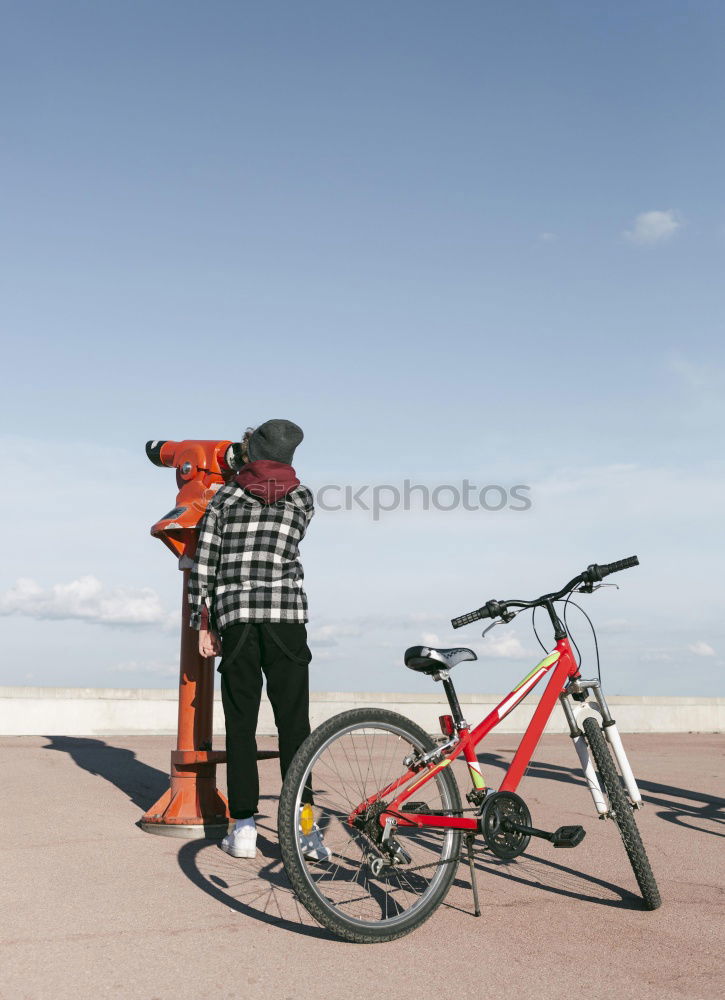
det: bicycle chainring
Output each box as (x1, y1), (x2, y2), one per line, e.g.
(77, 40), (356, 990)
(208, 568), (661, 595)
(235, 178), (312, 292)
(480, 791), (531, 860)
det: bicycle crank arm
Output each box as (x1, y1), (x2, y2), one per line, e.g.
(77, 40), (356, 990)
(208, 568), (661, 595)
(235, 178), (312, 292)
(503, 820), (586, 848)
(502, 820), (553, 840)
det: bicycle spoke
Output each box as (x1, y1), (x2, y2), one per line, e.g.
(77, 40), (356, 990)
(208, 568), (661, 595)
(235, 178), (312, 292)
(289, 720), (459, 927)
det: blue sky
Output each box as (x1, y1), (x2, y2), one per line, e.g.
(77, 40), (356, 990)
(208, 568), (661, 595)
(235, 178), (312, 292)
(1, 1), (723, 696)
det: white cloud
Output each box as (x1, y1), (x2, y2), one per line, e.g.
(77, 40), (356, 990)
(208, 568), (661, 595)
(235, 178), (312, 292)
(668, 356), (711, 390)
(624, 209), (681, 245)
(0, 576), (176, 628)
(112, 659), (179, 677)
(476, 630), (528, 659)
(307, 623), (363, 647)
(640, 648), (673, 663)
(666, 355), (725, 427)
(688, 640), (715, 657)
(598, 618), (629, 632)
(309, 613), (438, 644)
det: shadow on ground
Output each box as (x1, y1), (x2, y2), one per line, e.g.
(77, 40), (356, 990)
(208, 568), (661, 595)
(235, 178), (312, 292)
(41, 736), (722, 939)
(42, 736), (169, 811)
(469, 849), (644, 910)
(176, 815), (338, 940)
(479, 750), (725, 838)
(176, 798), (648, 941)
(42, 737), (723, 843)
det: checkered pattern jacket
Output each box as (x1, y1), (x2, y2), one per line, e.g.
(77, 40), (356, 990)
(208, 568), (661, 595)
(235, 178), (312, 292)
(188, 481), (314, 630)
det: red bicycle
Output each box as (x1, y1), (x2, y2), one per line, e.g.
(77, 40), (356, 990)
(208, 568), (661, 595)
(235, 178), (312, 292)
(279, 557), (661, 942)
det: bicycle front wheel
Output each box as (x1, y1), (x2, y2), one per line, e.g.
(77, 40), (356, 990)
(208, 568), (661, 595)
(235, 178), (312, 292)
(278, 708), (462, 943)
(582, 716), (661, 909)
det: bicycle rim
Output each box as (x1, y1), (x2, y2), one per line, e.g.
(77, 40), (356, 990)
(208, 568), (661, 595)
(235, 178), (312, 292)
(280, 713), (461, 937)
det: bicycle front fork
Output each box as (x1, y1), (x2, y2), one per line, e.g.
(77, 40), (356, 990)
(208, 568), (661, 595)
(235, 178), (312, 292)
(559, 680), (644, 816)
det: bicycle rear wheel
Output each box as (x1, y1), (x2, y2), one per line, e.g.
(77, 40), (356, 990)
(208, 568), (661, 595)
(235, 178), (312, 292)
(278, 708), (462, 943)
(582, 716), (661, 909)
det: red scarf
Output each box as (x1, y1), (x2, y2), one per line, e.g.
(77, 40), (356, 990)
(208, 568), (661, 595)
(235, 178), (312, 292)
(234, 459), (300, 504)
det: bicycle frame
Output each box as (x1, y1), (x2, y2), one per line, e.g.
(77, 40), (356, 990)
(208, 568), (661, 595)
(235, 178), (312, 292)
(348, 636), (583, 834)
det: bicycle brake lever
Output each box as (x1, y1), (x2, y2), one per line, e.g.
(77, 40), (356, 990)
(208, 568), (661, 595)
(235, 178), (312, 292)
(576, 582), (619, 594)
(482, 610), (517, 638)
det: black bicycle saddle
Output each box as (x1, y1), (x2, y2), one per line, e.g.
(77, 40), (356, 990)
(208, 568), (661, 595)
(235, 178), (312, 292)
(404, 646), (477, 674)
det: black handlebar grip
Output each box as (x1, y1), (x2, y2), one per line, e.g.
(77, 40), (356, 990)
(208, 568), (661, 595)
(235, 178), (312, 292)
(600, 555), (639, 578)
(451, 600), (501, 629)
(451, 608), (485, 629)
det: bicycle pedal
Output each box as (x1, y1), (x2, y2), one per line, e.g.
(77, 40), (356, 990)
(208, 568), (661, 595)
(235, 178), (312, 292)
(401, 801), (431, 814)
(551, 825), (586, 848)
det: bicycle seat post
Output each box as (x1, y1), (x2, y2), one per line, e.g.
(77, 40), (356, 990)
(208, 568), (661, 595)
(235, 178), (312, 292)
(434, 670), (467, 730)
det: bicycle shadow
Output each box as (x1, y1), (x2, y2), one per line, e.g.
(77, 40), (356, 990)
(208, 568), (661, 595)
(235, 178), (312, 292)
(176, 811), (338, 941)
(478, 750), (724, 839)
(464, 847), (645, 911)
(172, 747), (662, 925)
(178, 807), (646, 933)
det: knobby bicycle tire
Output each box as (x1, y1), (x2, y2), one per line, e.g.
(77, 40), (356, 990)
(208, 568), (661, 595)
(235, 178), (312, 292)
(278, 708), (463, 943)
(582, 716), (661, 910)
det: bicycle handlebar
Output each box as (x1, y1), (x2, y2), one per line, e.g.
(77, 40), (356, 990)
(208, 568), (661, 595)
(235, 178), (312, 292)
(450, 556), (639, 629)
(591, 555), (639, 580)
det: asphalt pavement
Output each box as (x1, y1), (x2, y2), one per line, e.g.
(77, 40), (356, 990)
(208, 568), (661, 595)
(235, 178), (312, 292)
(1, 732), (722, 1000)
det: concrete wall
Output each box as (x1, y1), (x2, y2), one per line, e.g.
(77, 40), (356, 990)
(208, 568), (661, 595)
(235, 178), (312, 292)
(0, 686), (722, 736)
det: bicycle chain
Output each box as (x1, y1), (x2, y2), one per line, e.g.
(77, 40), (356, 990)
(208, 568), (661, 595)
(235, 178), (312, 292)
(339, 805), (479, 878)
(325, 849), (464, 877)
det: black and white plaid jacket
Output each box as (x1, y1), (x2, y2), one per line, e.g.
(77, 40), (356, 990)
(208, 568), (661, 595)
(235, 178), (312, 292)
(188, 481), (314, 630)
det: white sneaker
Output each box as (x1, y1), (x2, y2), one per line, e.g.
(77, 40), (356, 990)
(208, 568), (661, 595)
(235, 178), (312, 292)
(298, 812), (332, 862)
(221, 820), (257, 858)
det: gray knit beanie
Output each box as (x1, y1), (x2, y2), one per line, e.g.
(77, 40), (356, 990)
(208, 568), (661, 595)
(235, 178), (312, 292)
(247, 419), (304, 465)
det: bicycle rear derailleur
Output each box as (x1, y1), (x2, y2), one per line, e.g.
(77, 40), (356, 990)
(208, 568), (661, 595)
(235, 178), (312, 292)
(355, 802), (412, 876)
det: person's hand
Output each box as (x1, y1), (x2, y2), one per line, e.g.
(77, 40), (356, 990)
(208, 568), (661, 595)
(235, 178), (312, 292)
(199, 628), (222, 658)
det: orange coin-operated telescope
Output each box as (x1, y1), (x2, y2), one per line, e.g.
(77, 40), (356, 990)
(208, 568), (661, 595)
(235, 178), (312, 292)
(146, 439), (236, 559)
(139, 437), (277, 837)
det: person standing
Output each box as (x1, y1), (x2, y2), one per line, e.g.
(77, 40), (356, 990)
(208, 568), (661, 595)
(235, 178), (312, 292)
(188, 419), (328, 861)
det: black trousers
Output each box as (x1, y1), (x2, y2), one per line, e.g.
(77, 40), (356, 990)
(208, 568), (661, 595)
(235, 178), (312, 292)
(218, 621), (312, 819)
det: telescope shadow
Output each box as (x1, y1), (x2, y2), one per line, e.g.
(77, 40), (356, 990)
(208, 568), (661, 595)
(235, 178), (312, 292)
(177, 808), (338, 940)
(41, 736), (169, 811)
(41, 738), (332, 937)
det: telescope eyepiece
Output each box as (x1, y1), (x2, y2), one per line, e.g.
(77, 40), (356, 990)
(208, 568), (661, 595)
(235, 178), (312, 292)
(146, 440), (168, 467)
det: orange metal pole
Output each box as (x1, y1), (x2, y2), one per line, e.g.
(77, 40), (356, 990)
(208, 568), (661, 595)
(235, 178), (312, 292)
(140, 568), (229, 837)
(175, 569), (214, 752)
